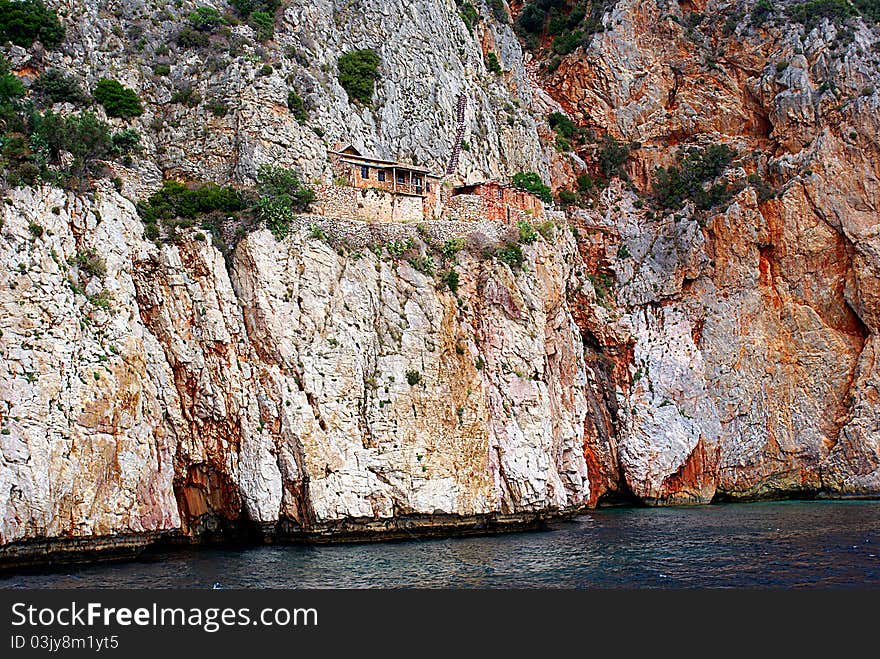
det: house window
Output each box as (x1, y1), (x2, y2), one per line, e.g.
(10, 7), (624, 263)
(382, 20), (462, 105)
(425, 182), (430, 192)
(397, 174), (406, 184)
(360, 166), (369, 179)
(378, 170), (386, 182)
(414, 177), (422, 188)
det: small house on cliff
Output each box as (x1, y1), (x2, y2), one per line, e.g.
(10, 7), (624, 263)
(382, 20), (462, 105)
(310, 144), (442, 222)
(329, 144), (441, 200)
(441, 180), (549, 223)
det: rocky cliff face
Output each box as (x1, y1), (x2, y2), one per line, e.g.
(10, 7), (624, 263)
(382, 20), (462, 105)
(545, 0), (880, 503)
(1, 0), (879, 562)
(1, 182), (603, 557)
(32, 0), (551, 185)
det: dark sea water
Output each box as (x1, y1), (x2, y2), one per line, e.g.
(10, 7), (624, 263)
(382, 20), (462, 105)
(2, 501), (879, 588)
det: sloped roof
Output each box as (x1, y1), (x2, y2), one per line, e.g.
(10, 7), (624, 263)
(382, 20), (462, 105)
(328, 146), (439, 176)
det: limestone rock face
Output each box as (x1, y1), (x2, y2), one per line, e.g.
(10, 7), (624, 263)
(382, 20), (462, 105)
(0, 184), (180, 546)
(39, 0), (549, 186)
(1, 186), (596, 550)
(546, 0), (880, 503)
(3, 0), (880, 561)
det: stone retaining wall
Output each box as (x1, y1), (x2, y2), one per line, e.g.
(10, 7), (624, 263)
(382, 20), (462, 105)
(312, 185), (424, 223)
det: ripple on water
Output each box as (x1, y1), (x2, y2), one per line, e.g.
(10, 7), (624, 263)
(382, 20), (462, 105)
(1, 501), (878, 589)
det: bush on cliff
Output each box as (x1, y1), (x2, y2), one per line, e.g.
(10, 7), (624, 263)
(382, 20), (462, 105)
(485, 52), (502, 75)
(255, 164), (315, 240)
(596, 134), (635, 180)
(287, 90), (306, 123)
(457, 2), (480, 32)
(652, 144), (737, 211)
(230, 0), (281, 17)
(0, 0), (65, 49)
(337, 49), (381, 105)
(786, 0), (856, 29)
(137, 180), (245, 224)
(32, 69), (90, 106)
(0, 58), (25, 106)
(497, 242), (525, 268)
(93, 78), (143, 119)
(511, 171), (553, 203)
(188, 6), (226, 31)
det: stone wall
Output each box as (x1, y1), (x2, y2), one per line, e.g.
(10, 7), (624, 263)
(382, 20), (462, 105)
(312, 185), (424, 223)
(442, 192), (559, 225)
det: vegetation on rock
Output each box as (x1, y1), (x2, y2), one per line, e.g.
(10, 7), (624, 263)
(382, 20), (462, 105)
(511, 171), (553, 203)
(0, 0), (65, 49)
(287, 90), (306, 123)
(652, 144), (737, 211)
(337, 49), (381, 105)
(32, 70), (90, 106)
(255, 164), (315, 239)
(93, 79), (144, 118)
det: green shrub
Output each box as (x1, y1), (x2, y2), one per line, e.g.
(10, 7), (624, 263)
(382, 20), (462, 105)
(442, 269), (460, 292)
(70, 248), (107, 277)
(497, 243), (524, 268)
(152, 63), (171, 76)
(516, 4), (546, 34)
(176, 27), (210, 48)
(170, 84), (202, 107)
(111, 128), (141, 154)
(256, 164), (315, 239)
(405, 369), (422, 386)
(536, 220), (556, 240)
(588, 273), (614, 306)
(441, 237), (465, 259)
(188, 6), (226, 31)
(32, 69), (89, 105)
(137, 180), (245, 224)
(287, 90), (306, 123)
(0, 59), (25, 105)
(548, 13), (568, 35)
(786, 0), (856, 30)
(552, 30), (583, 55)
(249, 11), (275, 41)
(207, 99), (228, 117)
(28, 221), (43, 237)
(337, 49), (380, 105)
(548, 111), (578, 140)
(597, 134), (635, 180)
(557, 189), (578, 205)
(750, 0), (775, 25)
(486, 51), (502, 75)
(511, 171), (553, 203)
(652, 144), (737, 211)
(384, 238), (411, 257)
(458, 2), (479, 31)
(518, 220), (538, 244)
(853, 0), (880, 21)
(230, 0), (280, 17)
(307, 222), (327, 240)
(409, 255), (435, 274)
(35, 110), (115, 180)
(0, 0), (65, 49)
(93, 79), (144, 118)
(577, 175), (594, 194)
(1, 102), (124, 188)
(489, 0), (509, 23)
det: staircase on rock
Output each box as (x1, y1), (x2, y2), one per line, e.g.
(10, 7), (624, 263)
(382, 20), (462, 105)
(445, 93), (467, 175)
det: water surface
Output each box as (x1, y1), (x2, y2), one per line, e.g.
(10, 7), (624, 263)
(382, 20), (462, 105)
(2, 501), (878, 588)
